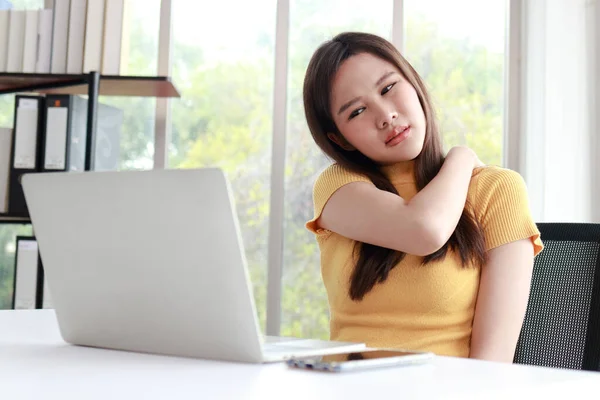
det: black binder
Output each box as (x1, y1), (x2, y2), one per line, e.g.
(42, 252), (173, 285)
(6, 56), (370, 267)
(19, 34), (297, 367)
(41, 94), (87, 172)
(0, 127), (12, 213)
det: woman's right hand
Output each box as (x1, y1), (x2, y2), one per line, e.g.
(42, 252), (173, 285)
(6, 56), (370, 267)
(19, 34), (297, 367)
(447, 146), (485, 169)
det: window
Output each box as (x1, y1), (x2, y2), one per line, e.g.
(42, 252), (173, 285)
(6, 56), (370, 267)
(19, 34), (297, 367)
(99, 0), (160, 170)
(0, 0), (509, 321)
(404, 0), (506, 166)
(169, 0), (277, 331)
(281, 0), (394, 339)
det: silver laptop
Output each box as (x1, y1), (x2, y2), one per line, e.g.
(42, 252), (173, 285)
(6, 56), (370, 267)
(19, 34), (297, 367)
(21, 168), (365, 363)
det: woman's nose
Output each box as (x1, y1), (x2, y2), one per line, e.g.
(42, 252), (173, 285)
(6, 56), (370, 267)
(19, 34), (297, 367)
(377, 108), (398, 130)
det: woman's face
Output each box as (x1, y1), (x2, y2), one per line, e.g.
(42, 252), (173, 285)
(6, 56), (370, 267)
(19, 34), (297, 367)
(329, 52), (427, 165)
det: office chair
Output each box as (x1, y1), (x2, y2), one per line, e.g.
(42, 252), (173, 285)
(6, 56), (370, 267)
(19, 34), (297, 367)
(513, 223), (600, 371)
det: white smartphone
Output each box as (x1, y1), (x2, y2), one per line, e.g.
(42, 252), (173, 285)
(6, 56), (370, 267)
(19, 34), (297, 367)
(286, 348), (434, 372)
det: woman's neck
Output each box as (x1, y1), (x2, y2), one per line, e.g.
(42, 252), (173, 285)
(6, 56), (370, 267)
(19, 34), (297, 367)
(380, 160), (415, 183)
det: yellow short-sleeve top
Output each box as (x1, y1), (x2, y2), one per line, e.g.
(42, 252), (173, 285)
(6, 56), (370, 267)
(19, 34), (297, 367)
(306, 162), (544, 358)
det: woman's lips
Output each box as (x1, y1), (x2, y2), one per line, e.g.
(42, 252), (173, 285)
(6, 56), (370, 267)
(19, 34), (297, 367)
(386, 126), (411, 147)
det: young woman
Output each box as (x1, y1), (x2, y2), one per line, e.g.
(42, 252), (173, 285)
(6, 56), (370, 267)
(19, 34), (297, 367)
(303, 32), (543, 362)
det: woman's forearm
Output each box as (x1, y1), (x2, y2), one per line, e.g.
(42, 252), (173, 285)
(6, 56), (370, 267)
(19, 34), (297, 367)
(408, 147), (477, 249)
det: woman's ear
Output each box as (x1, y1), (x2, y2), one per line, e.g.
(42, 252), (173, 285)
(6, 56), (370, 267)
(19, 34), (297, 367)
(327, 132), (356, 151)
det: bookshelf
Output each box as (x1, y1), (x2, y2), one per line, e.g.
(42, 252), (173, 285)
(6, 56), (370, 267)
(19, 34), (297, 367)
(0, 71), (181, 223)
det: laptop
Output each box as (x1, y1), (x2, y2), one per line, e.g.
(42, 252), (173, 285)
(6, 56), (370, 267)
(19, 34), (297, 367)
(21, 168), (365, 363)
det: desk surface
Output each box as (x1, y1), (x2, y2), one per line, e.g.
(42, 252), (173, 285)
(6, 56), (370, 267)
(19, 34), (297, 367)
(1, 310), (599, 400)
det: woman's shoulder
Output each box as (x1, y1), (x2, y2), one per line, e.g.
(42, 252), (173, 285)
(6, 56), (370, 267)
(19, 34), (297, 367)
(313, 163), (372, 192)
(469, 165), (530, 208)
(316, 163), (368, 178)
(470, 165), (526, 191)
(307, 163), (373, 236)
(471, 164), (522, 179)
(469, 166), (542, 254)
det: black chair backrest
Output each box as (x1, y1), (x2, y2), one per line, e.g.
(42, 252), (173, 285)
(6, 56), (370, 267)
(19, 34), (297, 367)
(513, 223), (600, 371)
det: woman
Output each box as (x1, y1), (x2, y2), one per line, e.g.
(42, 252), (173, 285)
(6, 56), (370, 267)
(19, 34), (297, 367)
(303, 32), (543, 362)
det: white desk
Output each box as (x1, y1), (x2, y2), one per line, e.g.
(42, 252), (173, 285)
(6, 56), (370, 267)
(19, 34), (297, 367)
(1, 310), (598, 400)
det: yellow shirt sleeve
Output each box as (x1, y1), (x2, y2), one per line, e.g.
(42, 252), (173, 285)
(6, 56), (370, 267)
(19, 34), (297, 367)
(473, 167), (544, 255)
(305, 164), (372, 236)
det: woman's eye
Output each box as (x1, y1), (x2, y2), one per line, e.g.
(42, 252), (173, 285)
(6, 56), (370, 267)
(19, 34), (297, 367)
(381, 83), (396, 95)
(349, 107), (365, 120)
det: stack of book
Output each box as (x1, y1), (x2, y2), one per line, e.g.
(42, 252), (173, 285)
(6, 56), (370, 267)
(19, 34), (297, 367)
(0, 0), (128, 74)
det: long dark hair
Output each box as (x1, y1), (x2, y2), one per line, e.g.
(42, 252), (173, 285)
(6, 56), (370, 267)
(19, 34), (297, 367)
(303, 32), (486, 301)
